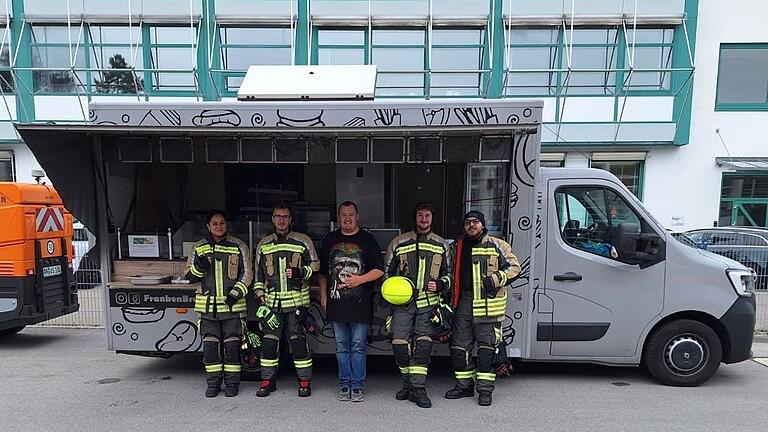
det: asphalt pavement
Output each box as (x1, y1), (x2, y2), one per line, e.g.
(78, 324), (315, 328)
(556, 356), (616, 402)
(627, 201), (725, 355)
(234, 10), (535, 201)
(2, 327), (768, 432)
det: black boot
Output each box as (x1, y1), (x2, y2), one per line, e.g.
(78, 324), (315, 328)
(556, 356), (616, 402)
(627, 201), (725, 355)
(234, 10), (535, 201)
(298, 380), (312, 397)
(444, 383), (474, 399)
(224, 385), (239, 397)
(205, 384), (220, 398)
(408, 388), (432, 408)
(256, 379), (276, 397)
(395, 382), (410, 401)
(478, 391), (492, 406)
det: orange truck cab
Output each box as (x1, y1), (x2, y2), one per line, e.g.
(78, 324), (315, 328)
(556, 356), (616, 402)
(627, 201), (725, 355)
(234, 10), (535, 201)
(0, 182), (79, 334)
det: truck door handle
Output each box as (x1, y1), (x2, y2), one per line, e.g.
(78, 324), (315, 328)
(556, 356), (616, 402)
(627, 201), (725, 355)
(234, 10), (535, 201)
(553, 272), (582, 282)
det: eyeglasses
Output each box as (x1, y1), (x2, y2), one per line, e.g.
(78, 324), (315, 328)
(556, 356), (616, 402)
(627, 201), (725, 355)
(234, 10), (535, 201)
(463, 219), (482, 227)
(272, 215), (291, 221)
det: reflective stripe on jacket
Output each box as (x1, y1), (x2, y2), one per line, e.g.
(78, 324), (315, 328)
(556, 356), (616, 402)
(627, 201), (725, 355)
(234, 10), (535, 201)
(185, 236), (252, 315)
(254, 231), (319, 311)
(384, 230), (451, 309)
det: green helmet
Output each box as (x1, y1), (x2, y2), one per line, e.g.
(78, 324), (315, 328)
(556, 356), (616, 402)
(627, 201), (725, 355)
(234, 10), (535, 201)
(381, 276), (415, 305)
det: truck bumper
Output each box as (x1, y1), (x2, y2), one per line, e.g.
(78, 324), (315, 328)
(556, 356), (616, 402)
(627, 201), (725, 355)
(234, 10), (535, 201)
(0, 275), (79, 331)
(720, 295), (756, 364)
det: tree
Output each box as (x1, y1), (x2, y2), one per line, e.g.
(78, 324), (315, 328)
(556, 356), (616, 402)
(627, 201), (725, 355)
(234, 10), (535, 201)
(94, 53), (144, 94)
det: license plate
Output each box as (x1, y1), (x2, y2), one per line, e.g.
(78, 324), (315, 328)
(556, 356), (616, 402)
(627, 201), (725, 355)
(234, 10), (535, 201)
(42, 265), (62, 278)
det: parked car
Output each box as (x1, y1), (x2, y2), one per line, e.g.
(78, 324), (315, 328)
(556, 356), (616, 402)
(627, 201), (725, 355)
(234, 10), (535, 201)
(73, 221), (101, 288)
(684, 227), (768, 290)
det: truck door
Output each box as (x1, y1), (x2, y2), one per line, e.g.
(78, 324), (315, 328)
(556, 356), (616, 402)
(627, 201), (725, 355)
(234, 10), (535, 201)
(542, 179), (665, 357)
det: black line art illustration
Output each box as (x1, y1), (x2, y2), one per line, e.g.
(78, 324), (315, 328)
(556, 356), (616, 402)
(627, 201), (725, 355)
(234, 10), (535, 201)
(192, 109), (241, 127)
(112, 322), (126, 336)
(453, 107), (498, 125)
(121, 114), (130, 123)
(507, 114), (520, 124)
(523, 108), (532, 117)
(121, 307), (166, 324)
(250, 112), (265, 126)
(97, 121), (117, 125)
(421, 107), (451, 125)
(518, 216), (532, 231)
(155, 320), (200, 352)
(513, 133), (536, 188)
(88, 110), (96, 121)
(276, 110), (325, 127)
(343, 116), (367, 127)
(130, 333), (138, 341)
(373, 109), (401, 126)
(139, 109), (182, 126)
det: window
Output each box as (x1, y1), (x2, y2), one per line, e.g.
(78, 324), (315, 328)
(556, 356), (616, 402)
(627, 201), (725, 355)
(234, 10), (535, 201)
(625, 28), (673, 92)
(31, 26), (86, 94)
(716, 44), (768, 110)
(0, 26), (13, 92)
(556, 186), (641, 259)
(219, 27), (293, 92)
(567, 29), (618, 95)
(467, 163), (508, 237)
(0, 150), (13, 181)
(316, 29), (366, 65)
(148, 26), (196, 92)
(431, 29), (486, 97)
(372, 29), (425, 97)
(590, 160), (643, 198)
(719, 174), (768, 227)
(89, 25), (143, 94)
(506, 28), (559, 95)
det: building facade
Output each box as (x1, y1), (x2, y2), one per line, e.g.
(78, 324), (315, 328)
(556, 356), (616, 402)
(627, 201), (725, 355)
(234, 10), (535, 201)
(0, 0), (765, 230)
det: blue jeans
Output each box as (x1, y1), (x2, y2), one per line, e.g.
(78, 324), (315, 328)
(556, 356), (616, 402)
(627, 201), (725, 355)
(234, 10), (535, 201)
(331, 321), (369, 390)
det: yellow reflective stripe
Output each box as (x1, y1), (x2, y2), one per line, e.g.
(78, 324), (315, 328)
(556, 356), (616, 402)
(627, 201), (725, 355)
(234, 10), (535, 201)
(188, 265), (204, 278)
(214, 245), (241, 254)
(261, 358), (279, 367)
(261, 243), (305, 254)
(498, 271), (508, 286)
(395, 244), (417, 256)
(234, 281), (247, 296)
(195, 245), (213, 254)
(473, 297), (506, 307)
(415, 292), (440, 308)
(399, 366), (409, 374)
(472, 248), (499, 256)
(417, 256), (426, 292)
(215, 260), (224, 298)
(279, 256), (287, 292)
(418, 243), (445, 254)
(253, 282), (265, 290)
(440, 275), (451, 285)
(223, 364), (241, 372)
(476, 372), (497, 382)
(205, 364), (223, 373)
(455, 370), (475, 379)
(409, 366), (428, 375)
(473, 262), (482, 299)
(303, 265), (313, 280)
(294, 359), (313, 369)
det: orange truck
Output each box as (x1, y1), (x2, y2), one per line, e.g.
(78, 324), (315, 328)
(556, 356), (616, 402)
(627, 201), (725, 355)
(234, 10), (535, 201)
(0, 182), (79, 335)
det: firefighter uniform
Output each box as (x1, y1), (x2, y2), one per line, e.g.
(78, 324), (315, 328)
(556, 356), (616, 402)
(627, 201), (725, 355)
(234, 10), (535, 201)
(448, 230), (520, 400)
(253, 231), (319, 395)
(384, 230), (451, 402)
(186, 235), (252, 397)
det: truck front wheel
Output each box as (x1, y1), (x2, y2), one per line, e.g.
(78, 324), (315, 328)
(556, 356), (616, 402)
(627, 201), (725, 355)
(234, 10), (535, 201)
(644, 319), (722, 387)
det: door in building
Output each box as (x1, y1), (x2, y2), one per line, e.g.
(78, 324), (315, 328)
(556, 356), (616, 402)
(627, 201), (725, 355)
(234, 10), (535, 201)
(392, 165), (446, 235)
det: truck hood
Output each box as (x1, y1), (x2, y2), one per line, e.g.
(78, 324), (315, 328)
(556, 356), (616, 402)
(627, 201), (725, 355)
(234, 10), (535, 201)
(696, 248), (750, 271)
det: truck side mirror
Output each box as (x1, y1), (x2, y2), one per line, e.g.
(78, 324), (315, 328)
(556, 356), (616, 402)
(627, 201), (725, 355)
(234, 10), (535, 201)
(614, 222), (642, 264)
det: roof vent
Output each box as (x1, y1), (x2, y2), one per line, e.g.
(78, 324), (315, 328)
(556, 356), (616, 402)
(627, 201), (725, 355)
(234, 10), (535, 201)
(237, 65), (377, 101)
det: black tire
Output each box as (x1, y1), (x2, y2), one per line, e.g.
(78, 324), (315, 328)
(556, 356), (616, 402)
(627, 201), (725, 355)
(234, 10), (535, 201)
(0, 326), (26, 336)
(643, 319), (722, 387)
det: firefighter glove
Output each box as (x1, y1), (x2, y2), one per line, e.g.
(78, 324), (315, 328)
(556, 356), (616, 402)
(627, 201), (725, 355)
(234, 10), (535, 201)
(255, 305), (281, 331)
(224, 290), (241, 308)
(288, 267), (307, 280)
(194, 253), (211, 271)
(483, 275), (500, 298)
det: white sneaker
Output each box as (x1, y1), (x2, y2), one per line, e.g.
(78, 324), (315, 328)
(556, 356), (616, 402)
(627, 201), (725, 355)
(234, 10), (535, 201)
(351, 389), (364, 402)
(338, 387), (351, 401)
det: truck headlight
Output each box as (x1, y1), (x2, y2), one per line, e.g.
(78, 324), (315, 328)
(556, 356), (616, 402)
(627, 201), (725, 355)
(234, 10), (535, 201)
(726, 269), (755, 298)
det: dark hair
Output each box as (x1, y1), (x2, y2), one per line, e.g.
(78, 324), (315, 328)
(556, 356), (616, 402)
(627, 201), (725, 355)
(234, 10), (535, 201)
(413, 201), (434, 216)
(338, 200), (358, 214)
(206, 211), (227, 223)
(272, 202), (293, 217)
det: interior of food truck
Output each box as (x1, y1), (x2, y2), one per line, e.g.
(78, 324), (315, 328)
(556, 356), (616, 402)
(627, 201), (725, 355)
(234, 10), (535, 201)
(101, 131), (516, 255)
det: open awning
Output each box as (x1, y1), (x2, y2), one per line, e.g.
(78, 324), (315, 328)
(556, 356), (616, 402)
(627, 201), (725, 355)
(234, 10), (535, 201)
(716, 157), (768, 171)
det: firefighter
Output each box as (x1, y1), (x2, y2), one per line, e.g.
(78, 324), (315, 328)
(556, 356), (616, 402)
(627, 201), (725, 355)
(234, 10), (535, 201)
(253, 203), (320, 397)
(383, 202), (451, 408)
(186, 211), (252, 398)
(444, 210), (520, 406)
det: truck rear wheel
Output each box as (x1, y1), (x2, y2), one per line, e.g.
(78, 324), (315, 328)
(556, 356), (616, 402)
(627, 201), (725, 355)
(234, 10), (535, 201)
(0, 326), (26, 336)
(644, 319), (722, 387)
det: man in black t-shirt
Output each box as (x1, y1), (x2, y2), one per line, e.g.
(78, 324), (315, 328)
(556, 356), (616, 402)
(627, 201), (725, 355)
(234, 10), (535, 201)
(318, 201), (384, 403)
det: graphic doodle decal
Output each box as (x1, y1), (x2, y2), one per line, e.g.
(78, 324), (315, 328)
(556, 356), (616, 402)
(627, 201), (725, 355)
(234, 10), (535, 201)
(507, 114), (520, 124)
(121, 114), (130, 124)
(155, 320), (201, 352)
(513, 133), (537, 188)
(518, 216), (532, 231)
(373, 109), (401, 126)
(276, 110), (325, 127)
(422, 107), (451, 125)
(139, 109), (182, 126)
(121, 307), (166, 324)
(250, 112), (265, 126)
(97, 121), (117, 125)
(112, 322), (126, 336)
(192, 109), (241, 127)
(511, 256), (531, 290)
(523, 108), (532, 118)
(343, 117), (367, 127)
(88, 110), (97, 122)
(453, 107), (498, 125)
(531, 277), (540, 313)
(509, 181), (519, 209)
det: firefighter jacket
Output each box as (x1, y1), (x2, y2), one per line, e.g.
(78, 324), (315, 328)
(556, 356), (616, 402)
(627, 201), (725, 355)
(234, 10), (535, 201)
(384, 230), (452, 309)
(186, 235), (253, 317)
(450, 232), (520, 321)
(253, 231), (319, 312)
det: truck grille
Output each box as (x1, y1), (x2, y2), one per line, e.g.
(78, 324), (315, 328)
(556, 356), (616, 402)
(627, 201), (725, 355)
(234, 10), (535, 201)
(39, 269), (67, 311)
(0, 261), (13, 276)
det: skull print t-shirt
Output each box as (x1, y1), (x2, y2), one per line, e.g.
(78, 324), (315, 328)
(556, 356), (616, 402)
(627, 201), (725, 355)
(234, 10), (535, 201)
(319, 229), (383, 323)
